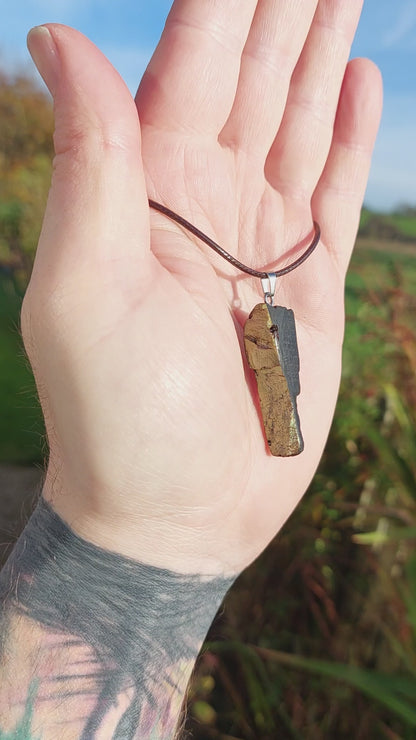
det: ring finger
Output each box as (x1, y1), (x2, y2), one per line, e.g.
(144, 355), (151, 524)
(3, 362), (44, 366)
(265, 0), (364, 202)
(219, 0), (318, 159)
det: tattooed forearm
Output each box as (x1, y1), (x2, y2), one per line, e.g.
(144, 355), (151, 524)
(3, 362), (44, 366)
(0, 498), (233, 739)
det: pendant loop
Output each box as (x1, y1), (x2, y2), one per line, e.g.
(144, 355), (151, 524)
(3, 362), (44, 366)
(261, 272), (277, 306)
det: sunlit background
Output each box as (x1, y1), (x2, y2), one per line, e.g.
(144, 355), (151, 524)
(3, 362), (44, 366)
(1, 3), (416, 738)
(1, 0), (415, 210)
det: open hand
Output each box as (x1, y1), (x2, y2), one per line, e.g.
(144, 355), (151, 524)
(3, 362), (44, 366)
(25, 1), (382, 575)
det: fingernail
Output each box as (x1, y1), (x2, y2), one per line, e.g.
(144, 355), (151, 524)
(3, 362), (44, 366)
(27, 26), (60, 96)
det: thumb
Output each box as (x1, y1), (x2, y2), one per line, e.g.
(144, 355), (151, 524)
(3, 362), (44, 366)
(26, 24), (152, 302)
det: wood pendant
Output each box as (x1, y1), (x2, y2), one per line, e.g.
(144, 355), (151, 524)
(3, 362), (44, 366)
(243, 303), (304, 457)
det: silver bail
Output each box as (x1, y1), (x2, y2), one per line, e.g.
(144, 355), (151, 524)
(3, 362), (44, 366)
(261, 272), (277, 306)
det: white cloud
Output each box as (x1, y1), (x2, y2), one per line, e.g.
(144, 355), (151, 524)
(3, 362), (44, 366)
(382, 2), (416, 49)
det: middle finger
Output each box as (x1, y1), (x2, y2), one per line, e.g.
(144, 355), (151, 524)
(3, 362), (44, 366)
(219, 0), (318, 158)
(265, 0), (364, 202)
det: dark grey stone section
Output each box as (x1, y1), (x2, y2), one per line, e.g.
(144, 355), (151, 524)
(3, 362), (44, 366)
(267, 304), (303, 452)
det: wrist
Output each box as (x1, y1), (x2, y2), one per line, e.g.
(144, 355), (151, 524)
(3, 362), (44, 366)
(1, 497), (234, 739)
(42, 466), (241, 577)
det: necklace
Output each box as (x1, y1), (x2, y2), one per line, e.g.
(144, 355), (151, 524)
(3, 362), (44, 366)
(148, 199), (320, 457)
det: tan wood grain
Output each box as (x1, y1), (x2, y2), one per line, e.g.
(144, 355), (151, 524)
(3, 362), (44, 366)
(243, 303), (303, 456)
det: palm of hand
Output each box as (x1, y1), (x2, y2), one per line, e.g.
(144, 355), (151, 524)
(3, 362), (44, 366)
(127, 2), (380, 569)
(26, 5), (382, 573)
(135, 135), (342, 567)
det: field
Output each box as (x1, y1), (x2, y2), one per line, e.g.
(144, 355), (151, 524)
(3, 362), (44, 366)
(1, 236), (416, 738)
(360, 207), (416, 242)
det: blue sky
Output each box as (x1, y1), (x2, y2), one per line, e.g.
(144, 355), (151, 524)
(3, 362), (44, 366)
(1, 0), (415, 211)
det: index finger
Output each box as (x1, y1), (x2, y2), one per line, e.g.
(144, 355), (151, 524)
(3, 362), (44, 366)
(135, 0), (257, 136)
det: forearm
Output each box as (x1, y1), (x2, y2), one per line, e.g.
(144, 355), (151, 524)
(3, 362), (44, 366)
(0, 497), (233, 739)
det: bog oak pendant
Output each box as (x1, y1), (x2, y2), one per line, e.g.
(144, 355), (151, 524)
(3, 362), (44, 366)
(244, 302), (304, 457)
(147, 200), (320, 458)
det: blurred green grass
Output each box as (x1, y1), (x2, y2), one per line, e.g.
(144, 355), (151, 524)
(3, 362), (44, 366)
(0, 271), (44, 464)
(184, 239), (416, 740)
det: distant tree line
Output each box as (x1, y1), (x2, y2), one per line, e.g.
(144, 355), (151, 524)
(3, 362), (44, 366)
(360, 205), (416, 243)
(0, 68), (53, 293)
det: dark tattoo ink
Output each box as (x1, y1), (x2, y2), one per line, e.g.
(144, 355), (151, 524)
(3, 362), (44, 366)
(0, 498), (234, 738)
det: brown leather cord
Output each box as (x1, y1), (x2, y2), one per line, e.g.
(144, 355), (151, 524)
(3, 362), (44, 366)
(148, 199), (320, 279)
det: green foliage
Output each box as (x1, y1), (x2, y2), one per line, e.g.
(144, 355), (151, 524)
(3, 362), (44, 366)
(0, 70), (50, 462)
(358, 206), (416, 242)
(0, 70), (53, 292)
(185, 244), (416, 739)
(393, 216), (416, 240)
(209, 642), (416, 728)
(359, 206), (373, 232)
(0, 273), (44, 464)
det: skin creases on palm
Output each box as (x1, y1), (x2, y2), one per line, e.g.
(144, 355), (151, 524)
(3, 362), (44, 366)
(24, 3), (381, 573)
